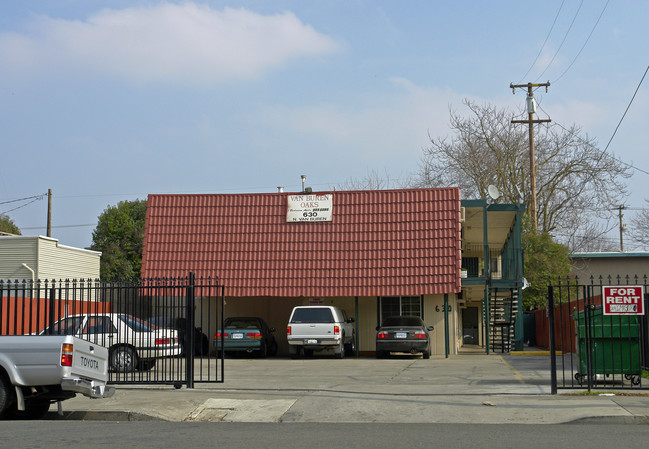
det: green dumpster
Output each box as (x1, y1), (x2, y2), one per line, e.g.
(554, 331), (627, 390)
(573, 306), (641, 386)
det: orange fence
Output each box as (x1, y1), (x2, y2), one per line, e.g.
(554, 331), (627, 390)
(533, 295), (602, 352)
(1, 296), (112, 336)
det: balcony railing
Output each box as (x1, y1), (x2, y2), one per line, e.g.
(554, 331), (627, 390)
(462, 244), (521, 282)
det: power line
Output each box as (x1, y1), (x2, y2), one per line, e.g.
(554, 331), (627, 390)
(0, 196), (45, 215)
(0, 193), (46, 206)
(535, 0), (584, 82)
(536, 102), (649, 176)
(21, 224), (96, 230)
(553, 0), (609, 84)
(602, 64), (649, 154)
(518, 0), (566, 83)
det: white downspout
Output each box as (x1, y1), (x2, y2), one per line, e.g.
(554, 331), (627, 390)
(21, 263), (34, 283)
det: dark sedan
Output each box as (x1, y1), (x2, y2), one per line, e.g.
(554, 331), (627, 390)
(147, 316), (210, 356)
(215, 317), (278, 357)
(375, 316), (434, 359)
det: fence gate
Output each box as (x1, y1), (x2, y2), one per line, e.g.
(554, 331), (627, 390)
(548, 276), (649, 392)
(0, 273), (224, 388)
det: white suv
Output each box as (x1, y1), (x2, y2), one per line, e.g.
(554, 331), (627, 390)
(286, 306), (355, 358)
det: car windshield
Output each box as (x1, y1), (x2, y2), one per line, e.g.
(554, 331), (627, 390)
(381, 316), (423, 327)
(147, 317), (168, 327)
(147, 317), (186, 329)
(290, 308), (334, 323)
(119, 315), (158, 332)
(40, 316), (85, 335)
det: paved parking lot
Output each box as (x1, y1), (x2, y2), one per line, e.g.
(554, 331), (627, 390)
(208, 353), (552, 395)
(55, 353), (649, 423)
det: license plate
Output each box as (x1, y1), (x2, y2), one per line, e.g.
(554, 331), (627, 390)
(395, 332), (407, 339)
(306, 339), (318, 344)
(232, 333), (244, 339)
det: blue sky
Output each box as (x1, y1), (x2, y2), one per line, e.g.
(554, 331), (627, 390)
(0, 1), (647, 250)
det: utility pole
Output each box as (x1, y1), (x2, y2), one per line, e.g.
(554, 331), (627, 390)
(510, 82), (551, 234)
(618, 205), (625, 252)
(47, 188), (52, 237)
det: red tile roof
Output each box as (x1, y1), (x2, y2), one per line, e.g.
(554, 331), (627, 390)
(141, 188), (462, 297)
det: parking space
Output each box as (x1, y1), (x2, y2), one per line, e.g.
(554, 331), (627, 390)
(192, 354), (552, 395)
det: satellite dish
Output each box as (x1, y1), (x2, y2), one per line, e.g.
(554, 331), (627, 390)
(487, 185), (501, 201)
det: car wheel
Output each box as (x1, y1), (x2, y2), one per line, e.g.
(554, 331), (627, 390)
(291, 346), (302, 359)
(9, 400), (50, 420)
(110, 346), (138, 373)
(375, 350), (384, 359)
(345, 332), (356, 356)
(137, 359), (156, 371)
(0, 375), (12, 418)
(422, 350), (430, 359)
(260, 342), (268, 358)
(269, 340), (278, 357)
(195, 333), (210, 356)
(337, 338), (345, 359)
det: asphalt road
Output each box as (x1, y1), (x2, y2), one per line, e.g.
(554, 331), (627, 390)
(2, 422), (648, 449)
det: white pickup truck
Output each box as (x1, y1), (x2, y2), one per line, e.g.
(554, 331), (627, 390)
(0, 335), (115, 419)
(286, 306), (355, 358)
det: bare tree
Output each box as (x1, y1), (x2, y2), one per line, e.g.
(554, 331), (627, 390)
(417, 100), (632, 249)
(335, 169), (412, 191)
(566, 221), (620, 253)
(629, 201), (649, 250)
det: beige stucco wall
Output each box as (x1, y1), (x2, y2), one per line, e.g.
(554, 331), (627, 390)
(571, 255), (649, 281)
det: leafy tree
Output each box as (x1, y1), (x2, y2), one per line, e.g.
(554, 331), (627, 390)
(91, 199), (147, 280)
(522, 232), (572, 309)
(0, 214), (21, 235)
(416, 100), (631, 250)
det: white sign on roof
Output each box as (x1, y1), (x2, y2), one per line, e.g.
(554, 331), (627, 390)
(286, 194), (333, 222)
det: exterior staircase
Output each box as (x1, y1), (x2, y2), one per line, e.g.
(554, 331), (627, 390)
(489, 292), (519, 353)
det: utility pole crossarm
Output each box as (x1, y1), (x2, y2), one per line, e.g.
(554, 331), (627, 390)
(511, 119), (552, 124)
(510, 82), (551, 91)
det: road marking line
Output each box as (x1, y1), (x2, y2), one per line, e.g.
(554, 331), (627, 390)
(499, 355), (525, 384)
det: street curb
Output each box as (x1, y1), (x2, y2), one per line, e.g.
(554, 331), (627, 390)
(566, 415), (649, 425)
(510, 351), (562, 356)
(44, 410), (649, 425)
(45, 410), (163, 422)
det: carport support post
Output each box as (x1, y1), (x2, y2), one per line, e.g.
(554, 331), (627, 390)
(444, 294), (449, 358)
(355, 296), (359, 358)
(185, 272), (196, 389)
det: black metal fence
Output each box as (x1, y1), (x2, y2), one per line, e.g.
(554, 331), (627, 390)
(0, 273), (224, 387)
(548, 276), (649, 392)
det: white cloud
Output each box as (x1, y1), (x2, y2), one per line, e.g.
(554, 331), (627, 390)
(0, 3), (341, 86)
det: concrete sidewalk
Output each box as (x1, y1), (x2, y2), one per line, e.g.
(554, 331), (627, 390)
(50, 354), (649, 424)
